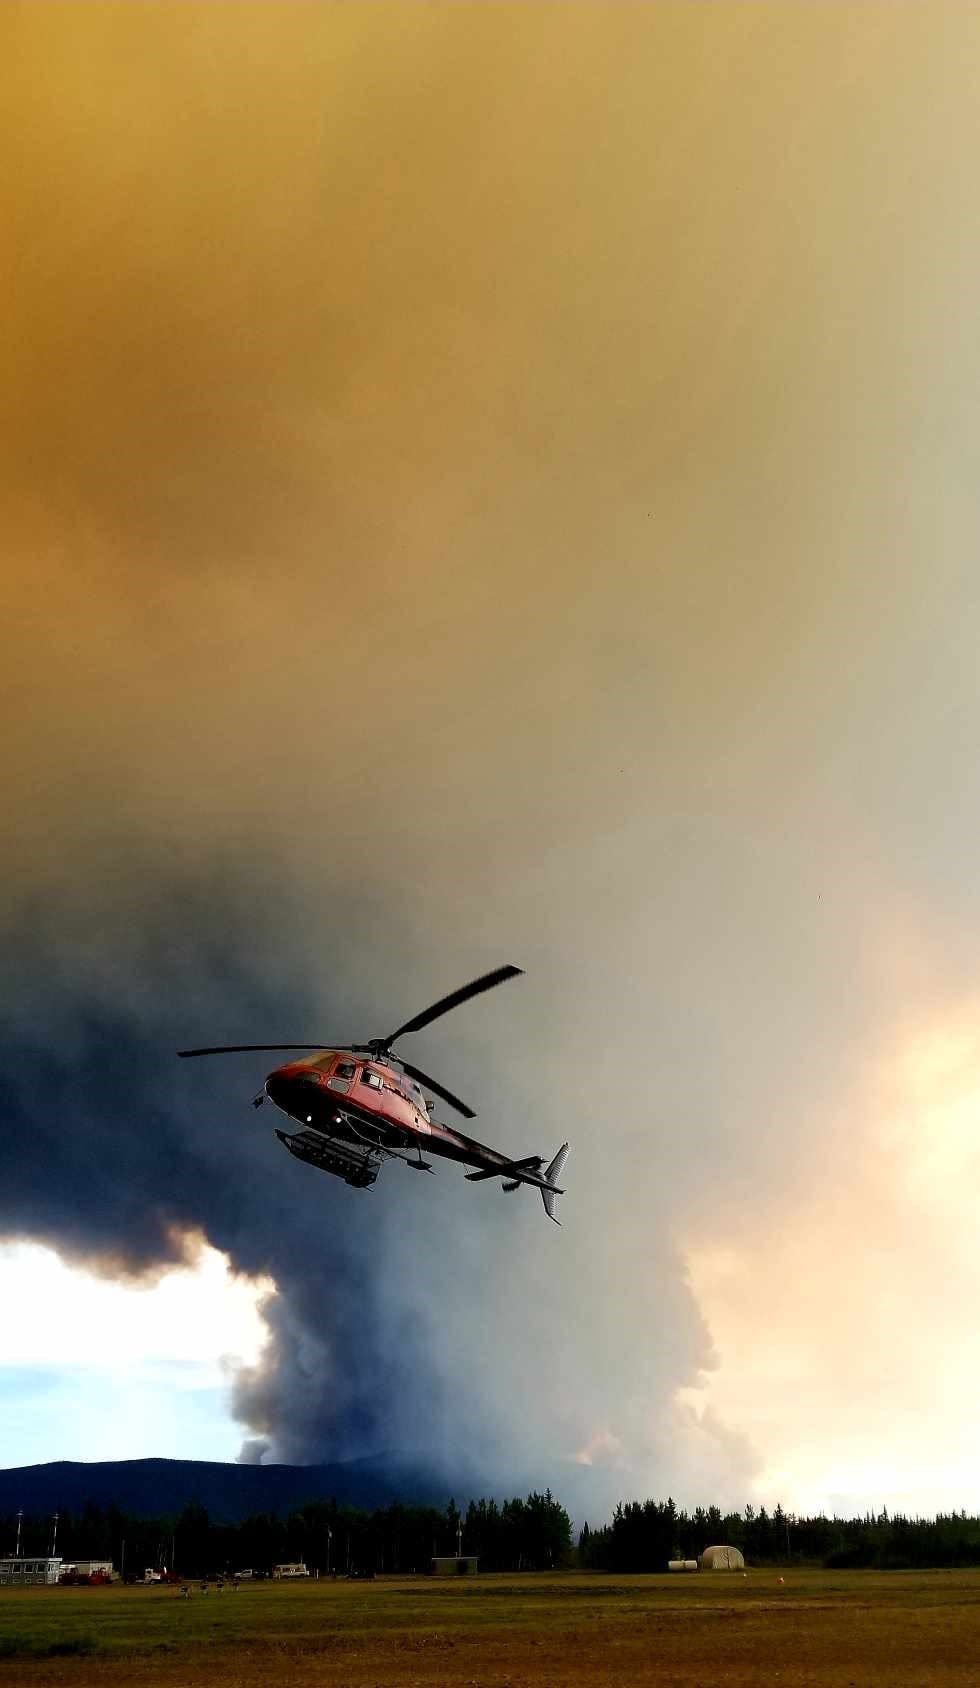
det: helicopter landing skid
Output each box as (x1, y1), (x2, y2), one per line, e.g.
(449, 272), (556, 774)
(378, 1143), (434, 1173)
(338, 1111), (435, 1174)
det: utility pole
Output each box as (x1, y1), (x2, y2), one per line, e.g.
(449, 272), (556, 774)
(15, 1511), (22, 1558)
(50, 1512), (59, 1558)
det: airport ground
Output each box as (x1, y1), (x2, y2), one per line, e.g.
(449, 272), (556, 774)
(1, 1566), (978, 1686)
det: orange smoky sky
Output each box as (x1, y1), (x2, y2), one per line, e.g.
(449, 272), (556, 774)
(4, 3), (980, 1510)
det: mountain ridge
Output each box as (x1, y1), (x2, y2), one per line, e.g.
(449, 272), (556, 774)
(0, 1454), (487, 1523)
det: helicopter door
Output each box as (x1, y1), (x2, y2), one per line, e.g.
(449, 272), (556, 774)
(355, 1066), (386, 1113)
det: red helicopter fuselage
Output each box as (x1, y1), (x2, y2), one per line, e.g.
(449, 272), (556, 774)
(264, 1050), (520, 1182)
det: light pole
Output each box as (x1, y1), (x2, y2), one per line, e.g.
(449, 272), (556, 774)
(326, 1527), (332, 1577)
(15, 1511), (22, 1559)
(50, 1513), (59, 1558)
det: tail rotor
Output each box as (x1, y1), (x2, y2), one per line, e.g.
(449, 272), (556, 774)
(540, 1143), (570, 1224)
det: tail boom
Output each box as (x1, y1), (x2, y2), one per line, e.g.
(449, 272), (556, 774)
(464, 1141), (570, 1222)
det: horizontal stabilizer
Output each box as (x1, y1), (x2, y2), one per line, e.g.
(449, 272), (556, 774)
(465, 1155), (542, 1183)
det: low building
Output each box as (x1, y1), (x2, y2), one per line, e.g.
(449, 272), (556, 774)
(272, 1563), (309, 1579)
(430, 1556), (479, 1576)
(699, 1544), (745, 1570)
(0, 1557), (63, 1586)
(667, 1560), (699, 1572)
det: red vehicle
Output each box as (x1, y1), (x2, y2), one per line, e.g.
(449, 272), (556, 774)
(179, 967), (569, 1221)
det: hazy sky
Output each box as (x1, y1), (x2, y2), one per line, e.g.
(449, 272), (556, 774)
(4, 3), (980, 1518)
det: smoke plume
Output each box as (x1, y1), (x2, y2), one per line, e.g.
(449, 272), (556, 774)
(5, 5), (980, 1514)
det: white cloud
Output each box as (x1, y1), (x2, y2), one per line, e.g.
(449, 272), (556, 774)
(0, 1237), (275, 1466)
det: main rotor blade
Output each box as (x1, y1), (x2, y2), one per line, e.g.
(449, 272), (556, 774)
(399, 1060), (476, 1120)
(177, 1043), (347, 1059)
(384, 964), (523, 1047)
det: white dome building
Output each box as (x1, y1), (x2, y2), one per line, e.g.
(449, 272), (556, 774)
(699, 1544), (745, 1570)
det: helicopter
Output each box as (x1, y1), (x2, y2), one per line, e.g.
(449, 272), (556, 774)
(178, 966), (569, 1223)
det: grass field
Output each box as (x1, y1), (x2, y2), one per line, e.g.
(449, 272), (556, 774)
(1, 1568), (978, 1686)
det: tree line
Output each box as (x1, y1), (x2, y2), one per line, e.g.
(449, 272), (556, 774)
(579, 1500), (980, 1571)
(5, 1492), (980, 1577)
(0, 1491), (572, 1579)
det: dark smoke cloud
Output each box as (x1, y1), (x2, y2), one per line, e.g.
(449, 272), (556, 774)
(0, 845), (737, 1505)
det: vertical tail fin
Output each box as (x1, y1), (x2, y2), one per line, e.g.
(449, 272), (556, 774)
(541, 1142), (569, 1224)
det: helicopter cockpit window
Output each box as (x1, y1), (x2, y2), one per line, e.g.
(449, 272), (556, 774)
(326, 1060), (355, 1093)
